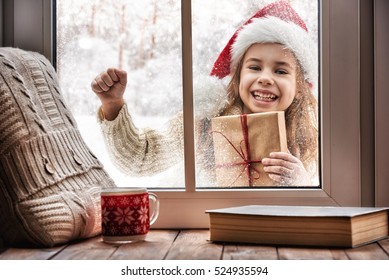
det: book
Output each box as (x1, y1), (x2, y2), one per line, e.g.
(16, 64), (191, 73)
(206, 205), (389, 248)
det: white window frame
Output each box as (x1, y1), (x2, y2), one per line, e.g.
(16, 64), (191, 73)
(2, 0), (387, 229)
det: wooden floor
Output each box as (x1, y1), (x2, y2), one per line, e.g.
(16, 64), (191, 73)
(1, 230), (389, 260)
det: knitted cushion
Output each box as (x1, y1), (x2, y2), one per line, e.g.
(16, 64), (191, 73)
(0, 47), (117, 247)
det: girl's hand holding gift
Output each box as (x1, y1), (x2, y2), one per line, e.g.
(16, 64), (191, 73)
(262, 152), (311, 186)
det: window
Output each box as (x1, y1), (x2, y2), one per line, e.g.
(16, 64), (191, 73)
(3, 0), (386, 228)
(54, 0), (327, 228)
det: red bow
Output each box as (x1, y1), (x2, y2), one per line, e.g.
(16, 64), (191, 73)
(212, 114), (262, 186)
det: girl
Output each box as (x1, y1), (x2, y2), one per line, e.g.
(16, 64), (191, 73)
(91, 1), (319, 186)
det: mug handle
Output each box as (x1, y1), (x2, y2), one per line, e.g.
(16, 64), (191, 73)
(148, 192), (160, 225)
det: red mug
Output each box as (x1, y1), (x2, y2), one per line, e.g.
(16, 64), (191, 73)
(101, 187), (159, 244)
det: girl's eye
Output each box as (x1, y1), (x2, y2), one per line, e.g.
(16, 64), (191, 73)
(248, 65), (261, 71)
(275, 69), (288, 75)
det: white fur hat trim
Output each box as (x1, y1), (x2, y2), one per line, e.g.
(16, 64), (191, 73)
(231, 16), (318, 85)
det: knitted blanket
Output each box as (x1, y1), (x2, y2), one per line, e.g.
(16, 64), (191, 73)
(0, 48), (117, 247)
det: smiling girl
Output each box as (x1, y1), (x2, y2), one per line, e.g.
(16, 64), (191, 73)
(218, 42), (318, 186)
(239, 43), (298, 114)
(92, 1), (319, 186)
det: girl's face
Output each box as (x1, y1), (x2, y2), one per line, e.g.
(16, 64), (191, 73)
(239, 43), (298, 114)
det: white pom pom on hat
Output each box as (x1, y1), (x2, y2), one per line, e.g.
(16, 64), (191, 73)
(210, 1), (318, 86)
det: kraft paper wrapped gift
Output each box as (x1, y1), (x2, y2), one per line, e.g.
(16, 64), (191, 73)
(211, 112), (288, 187)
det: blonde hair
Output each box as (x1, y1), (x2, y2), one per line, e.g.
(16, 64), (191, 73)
(223, 49), (319, 178)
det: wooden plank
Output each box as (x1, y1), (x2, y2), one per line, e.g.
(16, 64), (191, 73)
(329, 249), (349, 260)
(278, 247), (336, 260)
(165, 230), (222, 260)
(0, 245), (66, 260)
(1, 233), (387, 260)
(345, 243), (389, 260)
(223, 245), (278, 260)
(109, 230), (179, 260)
(52, 236), (117, 260)
(378, 238), (389, 255)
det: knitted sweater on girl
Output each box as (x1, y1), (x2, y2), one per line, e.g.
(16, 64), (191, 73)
(99, 103), (241, 178)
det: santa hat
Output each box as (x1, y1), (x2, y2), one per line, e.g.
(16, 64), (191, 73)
(210, 1), (317, 86)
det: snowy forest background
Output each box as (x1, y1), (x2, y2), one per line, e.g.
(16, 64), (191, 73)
(57, 0), (319, 188)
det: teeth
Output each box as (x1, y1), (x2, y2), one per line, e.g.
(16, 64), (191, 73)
(252, 91), (277, 101)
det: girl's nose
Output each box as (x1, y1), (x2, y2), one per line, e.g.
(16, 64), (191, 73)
(257, 71), (274, 85)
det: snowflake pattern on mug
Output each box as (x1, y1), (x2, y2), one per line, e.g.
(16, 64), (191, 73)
(101, 193), (150, 236)
(138, 206), (149, 224)
(113, 207), (135, 225)
(102, 209), (111, 225)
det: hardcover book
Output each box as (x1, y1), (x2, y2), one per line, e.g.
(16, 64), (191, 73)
(206, 205), (389, 248)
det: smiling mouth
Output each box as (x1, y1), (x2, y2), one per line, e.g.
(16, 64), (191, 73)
(251, 91), (278, 102)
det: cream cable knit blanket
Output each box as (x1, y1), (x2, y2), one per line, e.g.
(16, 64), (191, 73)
(0, 48), (117, 247)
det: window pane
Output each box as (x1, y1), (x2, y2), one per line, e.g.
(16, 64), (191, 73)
(192, 0), (320, 188)
(56, 0), (184, 188)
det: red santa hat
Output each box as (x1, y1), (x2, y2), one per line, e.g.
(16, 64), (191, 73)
(210, 1), (317, 86)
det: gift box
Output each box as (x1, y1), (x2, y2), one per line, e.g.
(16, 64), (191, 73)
(211, 112), (288, 187)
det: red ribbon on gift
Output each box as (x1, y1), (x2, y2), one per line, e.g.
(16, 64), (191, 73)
(211, 114), (262, 186)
